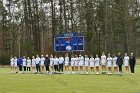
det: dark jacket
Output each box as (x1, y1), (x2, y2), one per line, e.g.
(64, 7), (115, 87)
(116, 56), (123, 66)
(44, 57), (50, 66)
(129, 56), (136, 66)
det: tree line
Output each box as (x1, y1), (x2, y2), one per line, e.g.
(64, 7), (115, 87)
(0, 0), (140, 63)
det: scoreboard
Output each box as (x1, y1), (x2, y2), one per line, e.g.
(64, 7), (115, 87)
(54, 33), (84, 52)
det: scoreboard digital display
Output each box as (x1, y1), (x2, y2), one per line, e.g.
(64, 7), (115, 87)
(54, 33), (84, 52)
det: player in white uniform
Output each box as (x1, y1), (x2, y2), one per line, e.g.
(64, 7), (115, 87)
(53, 55), (59, 72)
(124, 53), (129, 74)
(101, 52), (107, 74)
(36, 55), (41, 73)
(32, 56), (36, 73)
(50, 55), (54, 73)
(85, 55), (89, 74)
(112, 54), (118, 74)
(40, 55), (45, 73)
(22, 56), (27, 73)
(71, 54), (75, 74)
(10, 56), (14, 73)
(64, 53), (69, 74)
(79, 55), (84, 74)
(89, 55), (94, 74)
(27, 57), (31, 72)
(107, 54), (113, 75)
(14, 57), (18, 73)
(95, 54), (100, 75)
(74, 54), (79, 73)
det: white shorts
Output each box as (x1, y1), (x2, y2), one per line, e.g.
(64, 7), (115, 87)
(85, 63), (88, 67)
(32, 64), (36, 67)
(90, 62), (94, 67)
(95, 62), (99, 66)
(11, 62), (14, 66)
(113, 63), (117, 67)
(23, 65), (26, 67)
(14, 64), (17, 67)
(71, 62), (74, 66)
(79, 61), (83, 66)
(50, 63), (53, 66)
(107, 62), (112, 67)
(40, 62), (44, 66)
(74, 62), (78, 66)
(124, 62), (129, 66)
(101, 63), (106, 65)
(65, 62), (69, 66)
(101, 61), (106, 65)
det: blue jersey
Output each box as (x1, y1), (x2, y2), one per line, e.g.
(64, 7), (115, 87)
(18, 57), (23, 66)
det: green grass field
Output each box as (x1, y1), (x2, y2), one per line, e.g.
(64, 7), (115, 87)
(0, 66), (140, 93)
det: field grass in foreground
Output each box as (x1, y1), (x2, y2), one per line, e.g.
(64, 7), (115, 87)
(0, 66), (140, 93)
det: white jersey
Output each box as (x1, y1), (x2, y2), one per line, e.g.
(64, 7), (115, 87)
(36, 57), (40, 64)
(124, 56), (129, 66)
(10, 58), (14, 66)
(50, 58), (54, 66)
(32, 58), (36, 67)
(27, 59), (31, 67)
(95, 58), (100, 66)
(90, 58), (94, 67)
(85, 57), (89, 66)
(74, 57), (79, 66)
(53, 58), (59, 65)
(64, 57), (69, 66)
(40, 57), (45, 66)
(101, 55), (106, 65)
(23, 58), (26, 66)
(112, 57), (117, 67)
(107, 57), (112, 67)
(79, 56), (84, 66)
(59, 57), (64, 64)
(14, 58), (18, 67)
(71, 57), (75, 66)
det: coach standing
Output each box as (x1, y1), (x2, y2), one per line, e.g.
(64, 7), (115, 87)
(44, 54), (50, 74)
(116, 53), (123, 75)
(129, 53), (136, 75)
